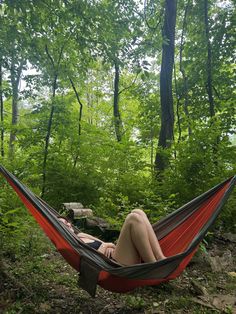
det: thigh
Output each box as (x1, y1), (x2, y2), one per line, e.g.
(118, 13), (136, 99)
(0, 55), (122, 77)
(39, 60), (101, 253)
(113, 219), (141, 265)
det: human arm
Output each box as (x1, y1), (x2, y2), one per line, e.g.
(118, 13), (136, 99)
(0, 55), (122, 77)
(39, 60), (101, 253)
(98, 242), (116, 258)
(77, 232), (104, 243)
(77, 232), (115, 258)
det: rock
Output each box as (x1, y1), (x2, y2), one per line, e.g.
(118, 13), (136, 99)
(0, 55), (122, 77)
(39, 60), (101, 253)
(203, 248), (233, 273)
(222, 233), (236, 243)
(220, 250), (233, 268)
(204, 254), (222, 272)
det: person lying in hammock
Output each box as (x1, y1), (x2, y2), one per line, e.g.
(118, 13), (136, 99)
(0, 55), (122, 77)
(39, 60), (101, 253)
(59, 209), (166, 266)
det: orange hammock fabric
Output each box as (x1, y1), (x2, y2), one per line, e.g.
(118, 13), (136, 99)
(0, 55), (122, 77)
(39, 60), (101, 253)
(0, 165), (235, 296)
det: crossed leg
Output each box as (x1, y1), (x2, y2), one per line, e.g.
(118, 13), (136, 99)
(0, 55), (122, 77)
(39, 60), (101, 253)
(132, 209), (166, 261)
(113, 209), (166, 265)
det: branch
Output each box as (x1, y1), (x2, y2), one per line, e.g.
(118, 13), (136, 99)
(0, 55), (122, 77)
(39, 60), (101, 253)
(213, 85), (231, 101)
(144, 0), (163, 31)
(45, 44), (55, 69)
(69, 77), (83, 135)
(118, 72), (139, 95)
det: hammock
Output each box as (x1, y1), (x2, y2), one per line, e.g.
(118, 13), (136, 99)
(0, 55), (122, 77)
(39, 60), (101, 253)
(0, 165), (235, 297)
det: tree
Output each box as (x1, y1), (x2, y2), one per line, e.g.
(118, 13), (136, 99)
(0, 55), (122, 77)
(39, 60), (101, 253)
(204, 0), (214, 118)
(91, 0), (144, 142)
(0, 4), (27, 157)
(0, 62), (4, 157)
(179, 0), (191, 137)
(155, 0), (177, 171)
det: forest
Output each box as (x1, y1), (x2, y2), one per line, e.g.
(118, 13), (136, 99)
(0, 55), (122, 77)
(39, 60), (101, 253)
(0, 0), (236, 313)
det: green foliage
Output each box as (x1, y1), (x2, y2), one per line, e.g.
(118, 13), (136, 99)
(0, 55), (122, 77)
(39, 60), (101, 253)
(0, 2), (235, 313)
(0, 0), (235, 236)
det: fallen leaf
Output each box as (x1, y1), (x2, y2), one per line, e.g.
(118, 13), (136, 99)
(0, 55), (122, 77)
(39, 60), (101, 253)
(228, 272), (236, 278)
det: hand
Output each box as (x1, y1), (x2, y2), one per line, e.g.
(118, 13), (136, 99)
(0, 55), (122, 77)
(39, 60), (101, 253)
(98, 242), (116, 258)
(104, 247), (115, 259)
(105, 242), (116, 249)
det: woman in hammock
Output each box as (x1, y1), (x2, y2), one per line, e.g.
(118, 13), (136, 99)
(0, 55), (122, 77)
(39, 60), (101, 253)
(59, 209), (166, 265)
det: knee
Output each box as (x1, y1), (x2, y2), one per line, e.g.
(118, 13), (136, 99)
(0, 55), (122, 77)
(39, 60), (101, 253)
(131, 208), (147, 218)
(125, 212), (143, 225)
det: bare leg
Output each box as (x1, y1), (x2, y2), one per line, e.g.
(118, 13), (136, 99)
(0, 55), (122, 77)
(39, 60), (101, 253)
(113, 213), (157, 265)
(132, 209), (166, 260)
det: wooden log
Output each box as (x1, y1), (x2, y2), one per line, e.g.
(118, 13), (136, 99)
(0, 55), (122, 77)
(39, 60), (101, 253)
(62, 203), (93, 219)
(69, 208), (93, 219)
(62, 202), (84, 210)
(86, 217), (110, 229)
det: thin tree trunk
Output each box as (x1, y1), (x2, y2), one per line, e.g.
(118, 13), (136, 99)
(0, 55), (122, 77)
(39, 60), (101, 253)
(113, 61), (122, 142)
(179, 0), (191, 136)
(42, 77), (56, 197)
(0, 62), (4, 157)
(204, 0), (219, 166)
(150, 128), (154, 175)
(155, 0), (177, 171)
(86, 92), (93, 125)
(9, 60), (24, 157)
(204, 0), (214, 118)
(174, 62), (181, 143)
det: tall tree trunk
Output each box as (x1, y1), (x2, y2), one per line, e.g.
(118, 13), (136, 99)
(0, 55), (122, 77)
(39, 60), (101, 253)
(113, 61), (122, 142)
(174, 62), (181, 142)
(9, 59), (24, 157)
(41, 77), (57, 197)
(179, 0), (191, 136)
(150, 127), (154, 175)
(204, 0), (214, 118)
(155, 0), (177, 171)
(86, 92), (93, 125)
(0, 62), (4, 157)
(204, 0), (219, 167)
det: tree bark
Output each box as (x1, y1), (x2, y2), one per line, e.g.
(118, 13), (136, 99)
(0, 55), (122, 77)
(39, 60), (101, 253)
(41, 76), (57, 197)
(0, 62), (4, 157)
(155, 0), (177, 171)
(174, 62), (181, 143)
(204, 0), (219, 167)
(179, 0), (191, 136)
(204, 0), (214, 118)
(113, 61), (122, 142)
(9, 59), (24, 157)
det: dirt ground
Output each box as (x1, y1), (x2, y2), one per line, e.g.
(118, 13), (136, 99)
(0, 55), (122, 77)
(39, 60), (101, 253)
(0, 231), (235, 314)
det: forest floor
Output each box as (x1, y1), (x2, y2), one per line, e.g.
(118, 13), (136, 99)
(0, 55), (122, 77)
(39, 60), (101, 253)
(0, 226), (236, 314)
